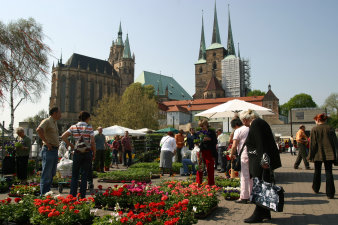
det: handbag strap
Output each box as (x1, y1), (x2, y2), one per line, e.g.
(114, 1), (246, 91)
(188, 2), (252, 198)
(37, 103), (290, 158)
(238, 143), (246, 158)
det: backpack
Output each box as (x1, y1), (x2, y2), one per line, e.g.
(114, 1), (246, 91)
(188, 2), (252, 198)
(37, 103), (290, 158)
(75, 125), (91, 153)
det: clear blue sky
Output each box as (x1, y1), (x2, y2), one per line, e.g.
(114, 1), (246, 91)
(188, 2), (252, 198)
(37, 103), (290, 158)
(1, 0), (337, 127)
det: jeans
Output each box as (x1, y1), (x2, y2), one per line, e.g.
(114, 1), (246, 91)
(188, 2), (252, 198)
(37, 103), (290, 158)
(16, 156), (29, 180)
(112, 149), (119, 165)
(217, 146), (227, 172)
(87, 151), (93, 187)
(40, 146), (58, 195)
(93, 149), (105, 172)
(313, 161), (335, 198)
(70, 151), (92, 198)
(182, 159), (196, 174)
(294, 143), (309, 168)
(123, 151), (132, 166)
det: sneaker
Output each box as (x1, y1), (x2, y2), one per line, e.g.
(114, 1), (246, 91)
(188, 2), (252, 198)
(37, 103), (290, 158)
(235, 199), (248, 204)
(294, 166), (299, 169)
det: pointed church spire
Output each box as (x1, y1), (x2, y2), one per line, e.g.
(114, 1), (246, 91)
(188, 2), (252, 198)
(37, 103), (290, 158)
(211, 1), (221, 44)
(116, 21), (124, 45)
(123, 33), (132, 59)
(227, 4), (236, 55)
(237, 42), (240, 58)
(198, 12), (206, 60)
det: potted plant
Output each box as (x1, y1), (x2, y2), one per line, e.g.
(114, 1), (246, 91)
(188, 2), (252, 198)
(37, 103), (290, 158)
(104, 148), (112, 171)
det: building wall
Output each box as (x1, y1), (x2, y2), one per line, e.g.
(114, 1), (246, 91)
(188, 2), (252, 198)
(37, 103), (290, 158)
(289, 108), (325, 123)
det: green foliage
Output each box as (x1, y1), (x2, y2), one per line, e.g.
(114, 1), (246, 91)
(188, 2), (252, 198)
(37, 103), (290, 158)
(280, 93), (317, 116)
(323, 93), (338, 116)
(23, 109), (48, 132)
(327, 114), (338, 129)
(91, 83), (159, 130)
(247, 89), (266, 96)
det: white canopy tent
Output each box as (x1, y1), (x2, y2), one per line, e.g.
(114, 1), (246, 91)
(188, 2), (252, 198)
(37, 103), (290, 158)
(93, 125), (146, 137)
(194, 99), (274, 119)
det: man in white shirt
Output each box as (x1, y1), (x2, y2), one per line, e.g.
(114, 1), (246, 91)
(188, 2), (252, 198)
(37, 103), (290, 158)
(217, 128), (228, 173)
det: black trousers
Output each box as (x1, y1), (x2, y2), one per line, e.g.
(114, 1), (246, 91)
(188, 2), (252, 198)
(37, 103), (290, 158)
(313, 161), (335, 198)
(294, 143), (309, 168)
(93, 149), (105, 172)
(217, 147), (226, 171)
(16, 156), (29, 180)
(176, 148), (182, 163)
(123, 151), (132, 166)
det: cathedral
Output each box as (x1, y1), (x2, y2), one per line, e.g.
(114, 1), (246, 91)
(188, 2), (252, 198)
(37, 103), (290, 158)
(49, 23), (135, 127)
(194, 3), (250, 99)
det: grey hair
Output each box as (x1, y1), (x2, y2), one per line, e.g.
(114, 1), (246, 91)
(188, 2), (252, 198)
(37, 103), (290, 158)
(16, 127), (25, 133)
(239, 109), (259, 121)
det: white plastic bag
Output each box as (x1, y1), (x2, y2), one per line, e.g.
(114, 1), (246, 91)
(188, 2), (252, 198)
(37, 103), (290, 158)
(57, 157), (73, 177)
(58, 142), (67, 158)
(181, 146), (190, 159)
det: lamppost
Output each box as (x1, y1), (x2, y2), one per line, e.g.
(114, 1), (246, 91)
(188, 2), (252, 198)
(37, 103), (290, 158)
(172, 115), (175, 128)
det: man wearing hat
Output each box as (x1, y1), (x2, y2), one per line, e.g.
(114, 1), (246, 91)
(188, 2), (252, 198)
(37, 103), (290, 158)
(294, 125), (310, 169)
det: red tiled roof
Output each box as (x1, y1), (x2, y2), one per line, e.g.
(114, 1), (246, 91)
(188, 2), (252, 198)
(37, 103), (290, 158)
(163, 96), (264, 112)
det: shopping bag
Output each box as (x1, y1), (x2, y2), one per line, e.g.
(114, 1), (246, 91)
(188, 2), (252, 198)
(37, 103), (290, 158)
(250, 177), (284, 212)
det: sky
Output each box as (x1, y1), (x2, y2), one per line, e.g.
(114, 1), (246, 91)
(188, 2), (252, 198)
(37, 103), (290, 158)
(1, 0), (337, 128)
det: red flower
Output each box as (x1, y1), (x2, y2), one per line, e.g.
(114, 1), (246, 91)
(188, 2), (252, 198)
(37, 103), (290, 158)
(120, 217), (128, 223)
(136, 222), (143, 225)
(74, 210), (80, 214)
(182, 199), (189, 205)
(14, 198), (21, 203)
(62, 205), (67, 210)
(98, 185), (103, 190)
(161, 195), (168, 201)
(48, 212), (54, 218)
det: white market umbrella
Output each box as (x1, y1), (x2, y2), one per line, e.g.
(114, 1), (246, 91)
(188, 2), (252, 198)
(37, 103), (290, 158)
(194, 99), (274, 119)
(94, 125), (146, 136)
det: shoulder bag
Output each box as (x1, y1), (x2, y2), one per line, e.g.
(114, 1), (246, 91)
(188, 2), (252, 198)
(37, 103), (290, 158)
(75, 125), (91, 153)
(233, 143), (246, 171)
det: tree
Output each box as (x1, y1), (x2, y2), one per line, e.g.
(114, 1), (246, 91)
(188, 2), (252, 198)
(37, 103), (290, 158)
(23, 109), (48, 133)
(0, 18), (50, 136)
(323, 93), (338, 116)
(91, 95), (121, 129)
(280, 93), (317, 116)
(91, 83), (159, 130)
(247, 89), (266, 96)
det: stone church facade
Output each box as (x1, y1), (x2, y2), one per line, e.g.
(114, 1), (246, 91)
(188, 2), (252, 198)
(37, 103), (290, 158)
(49, 23), (135, 127)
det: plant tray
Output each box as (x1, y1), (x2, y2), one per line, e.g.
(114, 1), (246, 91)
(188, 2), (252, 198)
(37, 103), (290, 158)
(98, 179), (151, 183)
(194, 205), (218, 219)
(224, 196), (240, 201)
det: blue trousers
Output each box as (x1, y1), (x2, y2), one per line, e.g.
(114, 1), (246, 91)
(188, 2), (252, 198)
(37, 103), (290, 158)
(182, 158), (196, 174)
(40, 146), (58, 195)
(70, 151), (92, 198)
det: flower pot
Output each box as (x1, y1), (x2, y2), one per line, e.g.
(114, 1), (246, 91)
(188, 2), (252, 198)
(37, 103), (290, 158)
(194, 205), (218, 219)
(104, 166), (110, 171)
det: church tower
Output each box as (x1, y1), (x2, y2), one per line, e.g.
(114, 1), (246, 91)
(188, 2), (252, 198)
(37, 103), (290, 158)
(194, 2), (226, 99)
(108, 22), (135, 95)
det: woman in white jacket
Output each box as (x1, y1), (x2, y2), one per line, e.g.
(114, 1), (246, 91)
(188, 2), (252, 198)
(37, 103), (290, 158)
(159, 131), (176, 176)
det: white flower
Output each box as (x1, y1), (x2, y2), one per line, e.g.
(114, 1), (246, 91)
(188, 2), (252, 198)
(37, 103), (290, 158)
(17, 191), (20, 194)
(114, 202), (121, 211)
(44, 191), (54, 196)
(19, 200), (23, 204)
(90, 208), (98, 215)
(192, 206), (197, 212)
(32, 188), (36, 191)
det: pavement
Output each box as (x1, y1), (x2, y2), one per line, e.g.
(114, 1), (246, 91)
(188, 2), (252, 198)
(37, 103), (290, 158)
(1, 153), (338, 225)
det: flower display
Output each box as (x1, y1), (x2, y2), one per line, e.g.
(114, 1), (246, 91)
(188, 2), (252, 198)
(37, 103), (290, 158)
(9, 184), (40, 196)
(222, 187), (240, 200)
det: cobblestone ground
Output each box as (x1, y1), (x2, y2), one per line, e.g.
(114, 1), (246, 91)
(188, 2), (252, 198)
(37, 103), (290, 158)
(196, 153), (338, 225)
(1, 153), (337, 224)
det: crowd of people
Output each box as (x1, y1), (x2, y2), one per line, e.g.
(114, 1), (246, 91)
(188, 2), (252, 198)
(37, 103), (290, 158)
(9, 106), (337, 223)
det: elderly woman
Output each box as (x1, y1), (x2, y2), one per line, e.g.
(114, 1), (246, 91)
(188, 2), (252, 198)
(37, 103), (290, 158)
(241, 109), (282, 223)
(196, 119), (217, 185)
(230, 117), (251, 204)
(308, 113), (337, 199)
(15, 127), (31, 182)
(159, 131), (176, 176)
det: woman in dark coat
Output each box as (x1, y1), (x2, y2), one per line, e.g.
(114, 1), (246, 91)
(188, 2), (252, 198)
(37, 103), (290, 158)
(241, 109), (282, 223)
(307, 113), (337, 199)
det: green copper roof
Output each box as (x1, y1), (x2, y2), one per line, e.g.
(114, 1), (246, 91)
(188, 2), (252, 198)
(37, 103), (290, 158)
(123, 34), (132, 59)
(211, 1), (221, 44)
(195, 59), (206, 65)
(116, 21), (124, 46)
(206, 43), (223, 50)
(135, 71), (192, 100)
(198, 14), (206, 61)
(227, 5), (236, 56)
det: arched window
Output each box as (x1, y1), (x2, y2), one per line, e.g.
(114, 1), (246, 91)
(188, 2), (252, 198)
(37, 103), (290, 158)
(98, 81), (103, 100)
(69, 76), (77, 112)
(60, 76), (66, 112)
(80, 78), (85, 110)
(90, 81), (95, 109)
(213, 61), (217, 70)
(199, 67), (203, 73)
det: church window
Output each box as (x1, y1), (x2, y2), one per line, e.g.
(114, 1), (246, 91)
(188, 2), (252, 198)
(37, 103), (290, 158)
(80, 78), (85, 110)
(69, 76), (77, 112)
(213, 61), (217, 70)
(90, 81), (95, 109)
(98, 81), (103, 100)
(60, 76), (66, 112)
(213, 52), (216, 57)
(199, 67), (203, 73)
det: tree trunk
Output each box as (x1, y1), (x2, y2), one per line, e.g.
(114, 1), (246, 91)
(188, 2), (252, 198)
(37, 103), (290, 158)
(9, 77), (14, 137)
